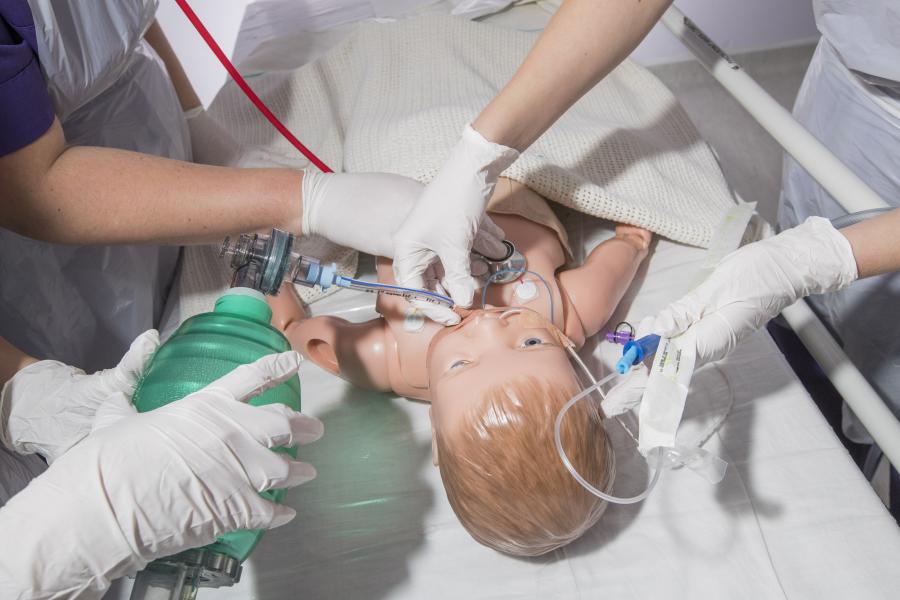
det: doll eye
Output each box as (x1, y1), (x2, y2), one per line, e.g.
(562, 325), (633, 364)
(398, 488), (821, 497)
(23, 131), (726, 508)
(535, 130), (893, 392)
(521, 337), (545, 348)
(449, 359), (471, 370)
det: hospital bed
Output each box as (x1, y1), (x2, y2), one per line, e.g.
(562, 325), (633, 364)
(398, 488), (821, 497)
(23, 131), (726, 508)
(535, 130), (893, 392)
(111, 2), (900, 598)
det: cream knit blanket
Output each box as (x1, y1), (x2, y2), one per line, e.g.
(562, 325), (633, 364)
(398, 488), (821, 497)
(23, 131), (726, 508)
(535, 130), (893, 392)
(164, 16), (736, 330)
(213, 15), (736, 247)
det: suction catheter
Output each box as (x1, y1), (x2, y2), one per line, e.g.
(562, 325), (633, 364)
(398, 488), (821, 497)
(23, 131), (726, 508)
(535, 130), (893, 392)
(221, 229), (456, 306)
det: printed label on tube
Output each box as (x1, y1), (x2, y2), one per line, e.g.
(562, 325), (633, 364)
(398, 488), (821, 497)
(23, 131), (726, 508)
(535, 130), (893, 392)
(638, 332), (697, 455)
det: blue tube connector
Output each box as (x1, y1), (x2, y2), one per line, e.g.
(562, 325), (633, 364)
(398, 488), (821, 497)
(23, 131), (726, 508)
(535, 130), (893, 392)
(616, 334), (661, 374)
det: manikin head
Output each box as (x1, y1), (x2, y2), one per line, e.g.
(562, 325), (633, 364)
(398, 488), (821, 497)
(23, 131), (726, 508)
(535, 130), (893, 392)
(428, 308), (614, 556)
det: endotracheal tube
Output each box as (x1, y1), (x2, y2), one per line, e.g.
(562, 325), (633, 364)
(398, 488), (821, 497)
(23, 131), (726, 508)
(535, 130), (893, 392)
(220, 229), (454, 307)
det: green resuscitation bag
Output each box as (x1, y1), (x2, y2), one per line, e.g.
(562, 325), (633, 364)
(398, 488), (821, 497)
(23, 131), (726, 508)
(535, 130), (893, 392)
(130, 287), (300, 594)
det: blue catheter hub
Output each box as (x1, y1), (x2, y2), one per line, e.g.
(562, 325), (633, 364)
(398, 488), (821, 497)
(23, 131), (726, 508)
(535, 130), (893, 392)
(616, 334), (661, 374)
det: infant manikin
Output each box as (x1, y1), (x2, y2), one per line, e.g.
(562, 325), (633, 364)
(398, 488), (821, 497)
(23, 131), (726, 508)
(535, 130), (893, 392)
(269, 178), (652, 556)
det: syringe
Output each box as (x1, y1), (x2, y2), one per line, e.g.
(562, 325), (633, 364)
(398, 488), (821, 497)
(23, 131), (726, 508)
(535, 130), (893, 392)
(220, 229), (454, 307)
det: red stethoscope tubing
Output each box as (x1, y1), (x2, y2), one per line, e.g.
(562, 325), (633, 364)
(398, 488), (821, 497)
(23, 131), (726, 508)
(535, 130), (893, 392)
(174, 0), (334, 173)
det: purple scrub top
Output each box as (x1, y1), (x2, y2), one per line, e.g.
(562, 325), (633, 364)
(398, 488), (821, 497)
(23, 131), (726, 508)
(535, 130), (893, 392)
(0, 0), (54, 156)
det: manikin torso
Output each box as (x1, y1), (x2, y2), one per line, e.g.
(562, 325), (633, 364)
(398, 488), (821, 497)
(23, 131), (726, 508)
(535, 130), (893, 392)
(269, 179), (651, 402)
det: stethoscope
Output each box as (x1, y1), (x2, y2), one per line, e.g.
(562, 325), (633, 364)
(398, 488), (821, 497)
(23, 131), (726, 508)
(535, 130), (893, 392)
(471, 240), (528, 284)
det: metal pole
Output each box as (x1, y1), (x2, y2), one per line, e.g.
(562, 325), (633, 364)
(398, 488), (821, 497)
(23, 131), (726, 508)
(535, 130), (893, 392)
(661, 6), (900, 467)
(660, 5), (890, 214)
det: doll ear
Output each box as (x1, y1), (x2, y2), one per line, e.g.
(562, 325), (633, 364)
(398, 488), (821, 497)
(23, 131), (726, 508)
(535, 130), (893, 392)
(429, 408), (440, 467)
(305, 338), (340, 376)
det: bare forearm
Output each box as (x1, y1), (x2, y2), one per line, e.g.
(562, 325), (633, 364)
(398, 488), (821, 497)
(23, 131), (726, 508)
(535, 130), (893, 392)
(473, 0), (671, 150)
(840, 208), (900, 279)
(2, 120), (302, 245)
(0, 336), (38, 389)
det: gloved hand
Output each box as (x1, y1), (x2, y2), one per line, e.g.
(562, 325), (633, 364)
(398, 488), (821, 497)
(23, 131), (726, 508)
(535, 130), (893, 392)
(302, 169), (512, 264)
(648, 217), (858, 364)
(392, 125), (519, 325)
(0, 352), (323, 600)
(0, 330), (159, 464)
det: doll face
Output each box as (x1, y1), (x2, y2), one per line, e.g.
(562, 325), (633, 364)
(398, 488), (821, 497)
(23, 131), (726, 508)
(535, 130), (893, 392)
(427, 308), (581, 440)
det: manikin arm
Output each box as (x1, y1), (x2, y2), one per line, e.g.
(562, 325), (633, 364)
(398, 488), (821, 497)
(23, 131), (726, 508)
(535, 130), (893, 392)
(558, 225), (652, 340)
(268, 285), (393, 391)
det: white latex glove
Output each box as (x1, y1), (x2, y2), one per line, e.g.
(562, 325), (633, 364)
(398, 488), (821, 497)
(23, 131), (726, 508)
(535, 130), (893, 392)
(648, 217), (858, 365)
(302, 169), (508, 264)
(0, 330), (159, 464)
(185, 106), (244, 167)
(392, 125), (519, 325)
(0, 352), (323, 600)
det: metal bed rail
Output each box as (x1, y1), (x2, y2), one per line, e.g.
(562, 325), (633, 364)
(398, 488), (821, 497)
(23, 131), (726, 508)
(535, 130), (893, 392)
(660, 5), (900, 468)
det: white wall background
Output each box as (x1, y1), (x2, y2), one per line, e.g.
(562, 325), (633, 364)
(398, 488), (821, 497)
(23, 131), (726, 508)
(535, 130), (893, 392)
(157, 0), (819, 107)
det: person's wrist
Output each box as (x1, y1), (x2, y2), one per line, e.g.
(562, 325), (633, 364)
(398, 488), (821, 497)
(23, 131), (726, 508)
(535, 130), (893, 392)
(790, 216), (859, 294)
(460, 124), (519, 179)
(1, 360), (74, 452)
(300, 169), (331, 237)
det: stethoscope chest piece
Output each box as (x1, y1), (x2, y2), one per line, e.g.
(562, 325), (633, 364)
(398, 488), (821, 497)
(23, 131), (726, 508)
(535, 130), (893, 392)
(474, 240), (527, 284)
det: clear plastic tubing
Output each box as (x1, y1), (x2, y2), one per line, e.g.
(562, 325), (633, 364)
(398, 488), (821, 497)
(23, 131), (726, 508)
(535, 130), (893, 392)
(553, 363), (664, 505)
(561, 348), (664, 504)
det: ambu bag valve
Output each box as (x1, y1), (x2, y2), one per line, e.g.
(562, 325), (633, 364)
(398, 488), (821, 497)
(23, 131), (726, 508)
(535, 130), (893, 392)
(128, 288), (300, 600)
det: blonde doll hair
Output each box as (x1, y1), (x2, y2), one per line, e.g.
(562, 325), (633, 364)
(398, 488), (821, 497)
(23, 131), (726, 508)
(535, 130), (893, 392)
(434, 376), (614, 556)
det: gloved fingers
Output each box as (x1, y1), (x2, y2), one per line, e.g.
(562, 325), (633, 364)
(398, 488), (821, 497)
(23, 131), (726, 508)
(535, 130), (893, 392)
(243, 445), (317, 492)
(254, 404), (324, 447)
(410, 299), (461, 326)
(472, 222), (507, 260)
(204, 352), (303, 404)
(469, 255), (488, 277)
(242, 497), (297, 531)
(650, 293), (707, 338)
(681, 312), (737, 366)
(267, 457), (317, 490)
(478, 214), (506, 244)
(391, 244), (435, 288)
(601, 364), (649, 417)
(634, 316), (656, 339)
(437, 249), (477, 308)
(103, 329), (160, 393)
(91, 392), (138, 434)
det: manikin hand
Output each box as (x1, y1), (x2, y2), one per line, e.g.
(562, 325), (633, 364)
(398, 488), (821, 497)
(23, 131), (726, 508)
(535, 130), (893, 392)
(0, 352), (323, 600)
(0, 329), (159, 464)
(648, 217), (858, 364)
(392, 125), (519, 325)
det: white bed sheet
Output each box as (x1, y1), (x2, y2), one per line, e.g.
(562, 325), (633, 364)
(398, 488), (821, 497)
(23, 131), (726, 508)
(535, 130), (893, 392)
(118, 214), (899, 600)
(110, 4), (900, 598)
(111, 218), (900, 600)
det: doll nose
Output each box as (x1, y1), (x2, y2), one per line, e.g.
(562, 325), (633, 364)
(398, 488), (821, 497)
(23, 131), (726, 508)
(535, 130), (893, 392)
(466, 313), (506, 336)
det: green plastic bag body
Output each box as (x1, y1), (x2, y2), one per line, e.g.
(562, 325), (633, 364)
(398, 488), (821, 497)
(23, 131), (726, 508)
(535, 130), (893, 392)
(131, 288), (300, 562)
